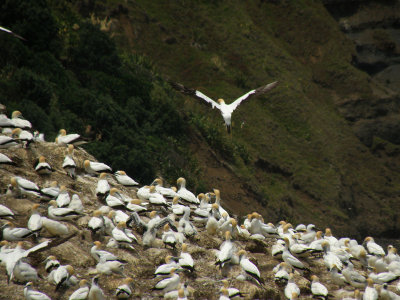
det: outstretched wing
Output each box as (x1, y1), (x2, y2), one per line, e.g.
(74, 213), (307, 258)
(229, 81), (279, 111)
(169, 81), (220, 110)
(0, 26), (26, 41)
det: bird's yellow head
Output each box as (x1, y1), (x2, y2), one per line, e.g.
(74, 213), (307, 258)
(217, 99), (225, 104)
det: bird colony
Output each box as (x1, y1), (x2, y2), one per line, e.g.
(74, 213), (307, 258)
(0, 107), (400, 300)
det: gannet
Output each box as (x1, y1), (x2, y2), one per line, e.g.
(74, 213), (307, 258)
(179, 207), (197, 238)
(56, 186), (71, 207)
(298, 224), (317, 244)
(237, 249), (263, 285)
(126, 199), (147, 213)
(170, 81), (279, 133)
(274, 262), (291, 284)
(329, 264), (347, 287)
(206, 204), (220, 235)
(272, 239), (286, 259)
(0, 204), (14, 218)
(115, 170), (138, 186)
(324, 228), (339, 248)
(11, 111), (31, 129)
(148, 185), (169, 207)
(11, 176), (41, 197)
(112, 221), (135, 244)
(364, 237), (385, 257)
(69, 279), (90, 300)
(0, 112), (14, 127)
(48, 200), (82, 220)
(284, 273), (300, 299)
(91, 241), (125, 263)
(84, 160), (112, 175)
(27, 204), (42, 236)
(56, 129), (82, 145)
(35, 156), (53, 174)
(12, 258), (39, 283)
(219, 288), (230, 300)
(369, 267), (399, 284)
(364, 278), (378, 300)
(137, 185), (151, 200)
(106, 190), (127, 210)
(379, 283), (400, 300)
(216, 231), (236, 268)
(88, 211), (105, 238)
(342, 262), (367, 289)
(162, 223), (178, 249)
(385, 246), (400, 264)
(176, 177), (199, 204)
(88, 276), (106, 300)
(24, 282), (51, 300)
(155, 256), (180, 276)
(213, 189), (228, 216)
(44, 256), (60, 273)
(33, 131), (45, 142)
(142, 214), (177, 247)
(0, 135), (18, 148)
(0, 153), (14, 165)
(41, 217), (69, 236)
(96, 257), (125, 275)
(171, 197), (185, 216)
(289, 236), (313, 257)
(163, 283), (189, 299)
(153, 268), (180, 293)
(179, 243), (194, 272)
(69, 194), (84, 213)
(63, 144), (76, 179)
(282, 238), (308, 271)
(41, 181), (60, 199)
(96, 173), (110, 200)
(1, 221), (33, 241)
(152, 178), (177, 198)
(12, 128), (33, 147)
(322, 241), (343, 270)
(48, 264), (75, 290)
(310, 275), (328, 299)
(116, 277), (134, 299)
(220, 279), (243, 298)
(309, 231), (324, 253)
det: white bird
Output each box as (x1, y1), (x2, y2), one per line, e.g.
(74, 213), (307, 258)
(220, 279), (243, 298)
(274, 262), (291, 284)
(91, 241), (124, 263)
(84, 160), (112, 176)
(88, 276), (106, 300)
(363, 278), (378, 300)
(88, 211), (105, 237)
(342, 262), (367, 289)
(310, 275), (328, 299)
(56, 186), (71, 207)
(282, 238), (308, 271)
(329, 264), (347, 287)
(162, 223), (178, 249)
(237, 249), (263, 285)
(1, 221), (32, 241)
(48, 200), (82, 220)
(0, 153), (13, 165)
(179, 243), (194, 272)
(41, 181), (60, 199)
(322, 241), (343, 271)
(216, 231), (236, 268)
(69, 194), (84, 213)
(365, 237), (385, 257)
(0, 204), (14, 218)
(155, 256), (180, 276)
(284, 273), (300, 299)
(115, 170), (138, 186)
(379, 283), (400, 300)
(69, 279), (89, 300)
(12, 128), (33, 147)
(148, 185), (168, 207)
(63, 144), (76, 179)
(11, 176), (41, 197)
(0, 135), (18, 148)
(27, 204), (42, 235)
(48, 264), (75, 290)
(12, 259), (39, 283)
(176, 177), (199, 204)
(153, 268), (180, 293)
(56, 129), (82, 145)
(41, 217), (69, 236)
(115, 277), (134, 299)
(179, 207), (197, 238)
(206, 204), (220, 235)
(170, 81), (279, 133)
(24, 282), (51, 300)
(10, 111), (31, 129)
(112, 221), (135, 244)
(35, 156), (52, 174)
(96, 173), (110, 199)
(96, 258), (124, 275)
(219, 288), (230, 300)
(44, 256), (60, 273)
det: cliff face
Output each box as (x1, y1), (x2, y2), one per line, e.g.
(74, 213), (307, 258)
(92, 0), (400, 239)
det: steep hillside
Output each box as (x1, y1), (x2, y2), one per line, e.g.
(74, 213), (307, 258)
(79, 0), (400, 239)
(1, 0), (400, 239)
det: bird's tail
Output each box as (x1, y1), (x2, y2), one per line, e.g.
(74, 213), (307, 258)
(226, 124), (231, 135)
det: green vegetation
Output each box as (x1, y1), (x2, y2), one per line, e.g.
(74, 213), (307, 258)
(1, 0), (400, 238)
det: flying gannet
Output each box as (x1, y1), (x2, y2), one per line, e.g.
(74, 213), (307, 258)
(170, 81), (278, 133)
